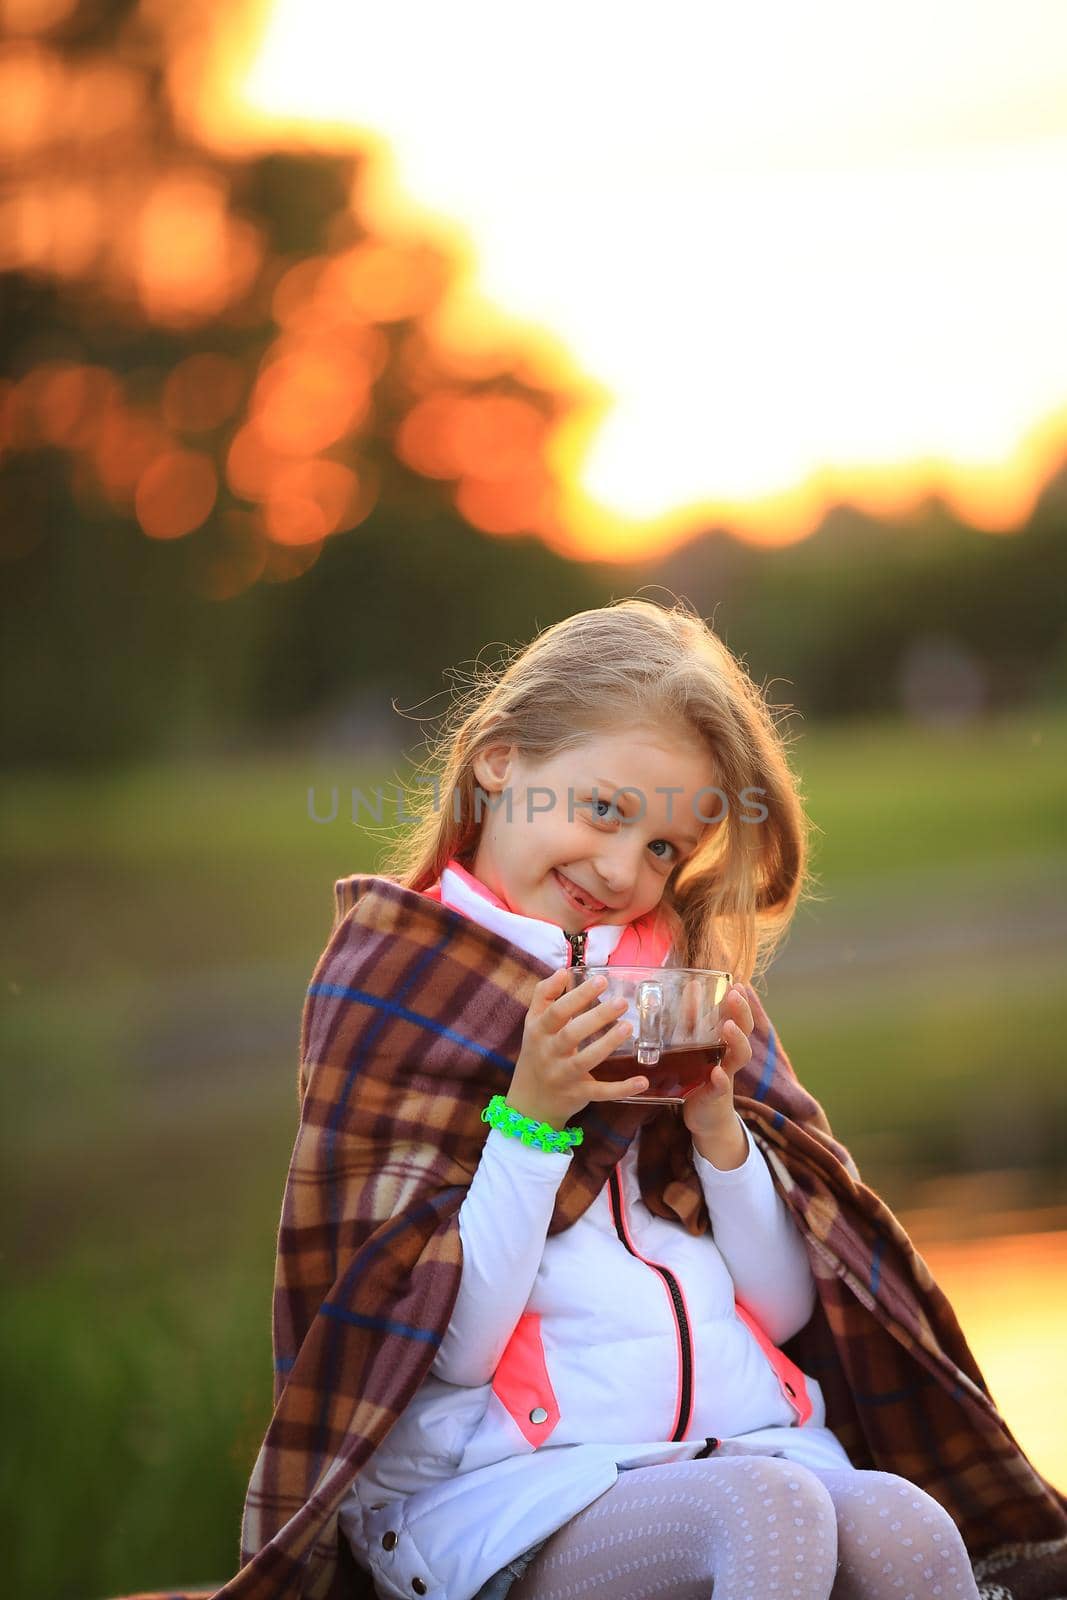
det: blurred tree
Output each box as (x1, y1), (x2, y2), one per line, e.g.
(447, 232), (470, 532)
(0, 0), (615, 764)
(1, 0), (1064, 769)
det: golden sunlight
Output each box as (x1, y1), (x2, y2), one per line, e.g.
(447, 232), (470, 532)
(195, 1), (1067, 558)
(919, 1229), (1067, 1492)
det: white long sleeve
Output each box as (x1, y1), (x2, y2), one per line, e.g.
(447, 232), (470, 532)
(693, 1114), (817, 1346)
(431, 1114), (817, 1390)
(430, 1125), (573, 1387)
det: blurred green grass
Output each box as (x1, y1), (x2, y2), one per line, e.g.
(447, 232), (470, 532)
(2, 704), (1065, 1599)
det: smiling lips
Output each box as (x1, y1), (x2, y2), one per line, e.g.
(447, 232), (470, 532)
(554, 868), (608, 914)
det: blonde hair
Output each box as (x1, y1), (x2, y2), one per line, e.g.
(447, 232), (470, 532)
(377, 596), (820, 985)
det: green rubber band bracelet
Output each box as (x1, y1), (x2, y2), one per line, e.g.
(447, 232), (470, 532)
(481, 1093), (584, 1153)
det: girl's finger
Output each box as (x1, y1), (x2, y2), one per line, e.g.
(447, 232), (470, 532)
(730, 990), (754, 1033)
(585, 1067), (649, 1102)
(572, 1015), (633, 1066)
(559, 995), (628, 1050)
(527, 967), (573, 1017)
(729, 1017), (755, 1056)
(543, 973), (610, 1033)
(724, 1025), (751, 1073)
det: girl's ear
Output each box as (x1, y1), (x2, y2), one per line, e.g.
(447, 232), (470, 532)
(473, 741), (516, 791)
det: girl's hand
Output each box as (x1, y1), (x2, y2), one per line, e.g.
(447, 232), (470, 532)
(507, 969), (646, 1127)
(681, 984), (756, 1143)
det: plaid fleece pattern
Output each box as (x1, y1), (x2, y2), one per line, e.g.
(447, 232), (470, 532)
(106, 874), (1067, 1600)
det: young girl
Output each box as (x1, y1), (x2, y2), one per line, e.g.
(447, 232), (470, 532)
(232, 597), (1067, 1600)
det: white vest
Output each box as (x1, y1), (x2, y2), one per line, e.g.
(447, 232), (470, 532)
(339, 865), (853, 1600)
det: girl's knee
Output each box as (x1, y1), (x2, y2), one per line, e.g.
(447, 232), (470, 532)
(750, 1456), (840, 1535)
(748, 1459), (840, 1596)
(827, 1469), (978, 1596)
(881, 1473), (969, 1546)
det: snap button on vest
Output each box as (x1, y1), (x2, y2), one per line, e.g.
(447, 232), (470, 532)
(529, 1406), (549, 1424)
(412, 1581), (427, 1595)
(382, 1531), (398, 1550)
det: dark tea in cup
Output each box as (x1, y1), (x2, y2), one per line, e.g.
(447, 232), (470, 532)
(566, 965), (733, 1105)
(591, 1041), (728, 1105)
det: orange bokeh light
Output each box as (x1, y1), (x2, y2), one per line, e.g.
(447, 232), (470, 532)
(49, 184), (103, 277)
(262, 489), (330, 546)
(134, 170), (263, 326)
(0, 0), (78, 35)
(62, 57), (144, 143)
(271, 255), (331, 327)
(0, 180), (105, 278)
(394, 391), (466, 478)
(317, 240), (444, 323)
(17, 361), (121, 450)
(396, 389), (547, 486)
(0, 43), (142, 154)
(93, 407), (171, 504)
(0, 42), (62, 153)
(226, 418), (288, 500)
(162, 353), (246, 434)
(449, 392), (546, 480)
(251, 337), (372, 454)
(262, 457), (367, 545)
(456, 467), (553, 537)
(134, 448), (218, 539)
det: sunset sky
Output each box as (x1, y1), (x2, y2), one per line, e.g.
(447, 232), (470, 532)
(205, 3), (1066, 556)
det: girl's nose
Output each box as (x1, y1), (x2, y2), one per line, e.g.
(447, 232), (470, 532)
(591, 844), (641, 899)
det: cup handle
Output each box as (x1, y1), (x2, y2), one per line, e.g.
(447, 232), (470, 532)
(635, 980), (664, 1066)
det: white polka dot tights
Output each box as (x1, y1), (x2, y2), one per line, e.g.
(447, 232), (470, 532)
(506, 1455), (980, 1600)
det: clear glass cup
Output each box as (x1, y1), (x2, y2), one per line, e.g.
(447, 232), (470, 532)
(566, 965), (734, 1105)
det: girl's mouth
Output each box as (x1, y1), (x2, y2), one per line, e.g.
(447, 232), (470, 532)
(553, 868), (608, 915)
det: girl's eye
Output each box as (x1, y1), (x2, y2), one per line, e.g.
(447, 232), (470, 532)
(585, 800), (678, 864)
(648, 839), (678, 862)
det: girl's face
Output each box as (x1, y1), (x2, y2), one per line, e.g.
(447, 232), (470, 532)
(468, 724), (719, 932)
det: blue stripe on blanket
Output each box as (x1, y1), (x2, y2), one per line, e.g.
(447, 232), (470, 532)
(317, 935), (470, 1307)
(319, 1304), (441, 1342)
(305, 1190), (461, 1466)
(752, 1028), (777, 1102)
(749, 1031), (789, 1130)
(582, 1109), (633, 1148)
(273, 1193), (461, 1374)
(309, 979), (517, 1071)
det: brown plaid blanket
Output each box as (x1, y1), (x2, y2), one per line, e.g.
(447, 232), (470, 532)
(106, 872), (1067, 1600)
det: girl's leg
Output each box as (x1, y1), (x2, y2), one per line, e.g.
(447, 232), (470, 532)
(507, 1453), (840, 1600)
(805, 1464), (981, 1600)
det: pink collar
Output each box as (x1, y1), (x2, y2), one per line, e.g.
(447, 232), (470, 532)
(421, 857), (674, 969)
